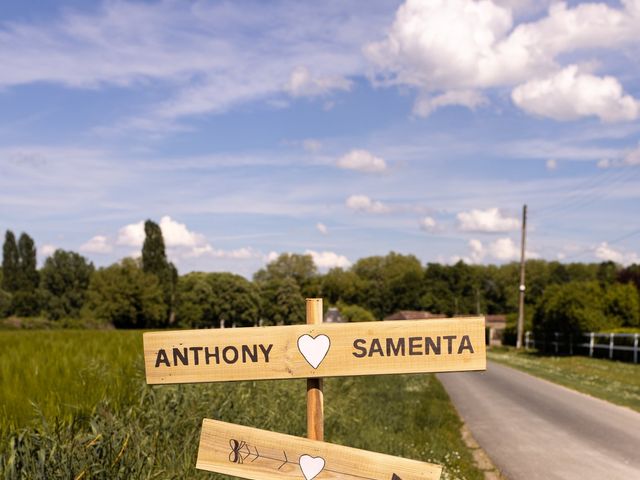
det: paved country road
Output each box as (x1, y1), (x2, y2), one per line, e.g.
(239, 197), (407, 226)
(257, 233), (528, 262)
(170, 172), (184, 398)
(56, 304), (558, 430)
(437, 362), (640, 480)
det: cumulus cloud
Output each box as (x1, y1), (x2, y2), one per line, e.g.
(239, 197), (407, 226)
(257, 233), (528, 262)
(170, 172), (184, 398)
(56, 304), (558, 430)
(546, 159), (558, 170)
(366, 0), (640, 119)
(512, 66), (640, 122)
(346, 195), (391, 214)
(457, 208), (520, 232)
(419, 216), (438, 232)
(413, 90), (488, 117)
(41, 244), (57, 257)
(305, 249), (351, 269)
(316, 222), (328, 235)
(337, 149), (387, 173)
(456, 237), (533, 264)
(286, 66), (352, 98)
(80, 235), (112, 254)
(595, 242), (639, 265)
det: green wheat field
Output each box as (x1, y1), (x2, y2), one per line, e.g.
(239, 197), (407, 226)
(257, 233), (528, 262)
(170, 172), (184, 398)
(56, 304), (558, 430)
(0, 330), (482, 479)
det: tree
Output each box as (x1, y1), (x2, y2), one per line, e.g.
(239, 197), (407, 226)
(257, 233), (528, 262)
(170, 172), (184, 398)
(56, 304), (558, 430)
(604, 283), (640, 327)
(2, 230), (20, 293)
(175, 272), (215, 328)
(17, 233), (39, 291)
(40, 249), (94, 320)
(85, 258), (167, 328)
(534, 281), (610, 334)
(321, 268), (361, 305)
(337, 303), (376, 322)
(254, 253), (317, 296)
(141, 219), (177, 324)
(260, 276), (305, 325)
(208, 273), (261, 327)
(352, 252), (424, 318)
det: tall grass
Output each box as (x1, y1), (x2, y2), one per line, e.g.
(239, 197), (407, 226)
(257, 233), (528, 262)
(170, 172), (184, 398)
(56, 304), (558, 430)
(1, 331), (482, 479)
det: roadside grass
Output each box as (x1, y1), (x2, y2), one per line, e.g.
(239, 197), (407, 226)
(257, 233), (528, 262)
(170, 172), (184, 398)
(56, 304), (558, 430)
(488, 346), (640, 412)
(0, 330), (482, 479)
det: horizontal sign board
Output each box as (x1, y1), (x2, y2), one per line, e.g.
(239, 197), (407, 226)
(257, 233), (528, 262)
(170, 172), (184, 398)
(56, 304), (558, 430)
(197, 418), (442, 480)
(143, 317), (485, 384)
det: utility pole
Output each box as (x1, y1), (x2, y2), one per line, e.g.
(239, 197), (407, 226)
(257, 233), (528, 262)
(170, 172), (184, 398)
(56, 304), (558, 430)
(516, 204), (527, 349)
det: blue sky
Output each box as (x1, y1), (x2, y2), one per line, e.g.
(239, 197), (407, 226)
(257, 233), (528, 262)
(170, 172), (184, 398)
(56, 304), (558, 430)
(1, 0), (639, 277)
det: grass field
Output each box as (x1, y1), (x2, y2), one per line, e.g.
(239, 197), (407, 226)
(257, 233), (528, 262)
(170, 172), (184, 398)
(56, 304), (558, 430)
(489, 346), (640, 412)
(0, 330), (483, 479)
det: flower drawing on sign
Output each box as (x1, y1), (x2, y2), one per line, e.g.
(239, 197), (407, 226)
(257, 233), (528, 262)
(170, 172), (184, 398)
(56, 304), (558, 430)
(297, 334), (331, 369)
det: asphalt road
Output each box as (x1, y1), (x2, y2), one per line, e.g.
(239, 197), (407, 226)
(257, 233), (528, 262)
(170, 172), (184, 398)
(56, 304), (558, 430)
(437, 361), (640, 480)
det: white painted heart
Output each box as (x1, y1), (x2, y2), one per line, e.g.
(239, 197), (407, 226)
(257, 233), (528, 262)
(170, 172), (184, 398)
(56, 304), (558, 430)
(299, 454), (325, 480)
(297, 334), (331, 369)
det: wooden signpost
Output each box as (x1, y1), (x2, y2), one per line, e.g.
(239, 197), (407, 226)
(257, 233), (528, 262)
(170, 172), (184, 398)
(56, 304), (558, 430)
(196, 418), (443, 480)
(142, 298), (487, 479)
(143, 317), (485, 384)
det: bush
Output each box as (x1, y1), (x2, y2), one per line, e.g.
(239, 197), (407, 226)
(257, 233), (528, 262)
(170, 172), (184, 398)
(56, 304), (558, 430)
(605, 283), (640, 327)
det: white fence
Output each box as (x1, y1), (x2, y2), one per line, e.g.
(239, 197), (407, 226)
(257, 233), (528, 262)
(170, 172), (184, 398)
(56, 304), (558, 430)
(524, 331), (639, 364)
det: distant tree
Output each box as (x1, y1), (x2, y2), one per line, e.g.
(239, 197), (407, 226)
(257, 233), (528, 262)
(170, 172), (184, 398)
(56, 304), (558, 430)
(175, 272), (215, 328)
(534, 281), (610, 334)
(618, 264), (640, 292)
(321, 268), (361, 305)
(260, 276), (305, 325)
(208, 273), (261, 327)
(85, 258), (167, 328)
(254, 253), (317, 296)
(352, 252), (424, 318)
(0, 288), (11, 318)
(597, 261), (619, 287)
(141, 219), (177, 324)
(337, 303), (376, 322)
(17, 233), (39, 291)
(40, 249), (94, 320)
(2, 230), (20, 293)
(604, 283), (640, 327)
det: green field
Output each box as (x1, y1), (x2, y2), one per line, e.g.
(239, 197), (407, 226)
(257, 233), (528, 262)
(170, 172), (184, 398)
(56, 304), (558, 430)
(0, 330), (482, 479)
(489, 347), (640, 412)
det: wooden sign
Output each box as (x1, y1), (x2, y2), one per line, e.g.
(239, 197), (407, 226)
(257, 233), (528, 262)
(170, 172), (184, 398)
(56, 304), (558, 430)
(197, 418), (442, 480)
(144, 317), (485, 384)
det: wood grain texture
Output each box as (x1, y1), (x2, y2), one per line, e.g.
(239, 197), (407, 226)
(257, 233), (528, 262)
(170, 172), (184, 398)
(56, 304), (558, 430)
(196, 418), (443, 480)
(143, 317), (486, 385)
(306, 298), (324, 441)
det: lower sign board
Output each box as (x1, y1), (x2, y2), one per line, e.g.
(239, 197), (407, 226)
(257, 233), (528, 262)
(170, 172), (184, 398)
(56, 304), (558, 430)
(197, 418), (443, 480)
(144, 317), (485, 384)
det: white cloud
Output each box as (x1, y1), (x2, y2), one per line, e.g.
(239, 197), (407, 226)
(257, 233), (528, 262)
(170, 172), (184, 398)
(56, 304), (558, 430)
(595, 242), (639, 265)
(266, 251), (279, 263)
(624, 145), (640, 166)
(413, 90), (487, 117)
(456, 237), (533, 264)
(512, 66), (640, 122)
(116, 221), (145, 247)
(80, 235), (112, 254)
(546, 159), (558, 171)
(337, 149), (387, 173)
(419, 216), (437, 232)
(316, 223), (328, 235)
(159, 216), (206, 248)
(457, 207), (520, 232)
(366, 0), (640, 119)
(305, 249), (351, 269)
(346, 195), (391, 214)
(41, 244), (57, 257)
(597, 158), (613, 169)
(286, 66), (352, 98)
(303, 139), (322, 153)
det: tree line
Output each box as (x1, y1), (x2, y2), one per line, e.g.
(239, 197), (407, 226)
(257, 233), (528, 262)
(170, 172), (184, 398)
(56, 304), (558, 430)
(1, 220), (639, 334)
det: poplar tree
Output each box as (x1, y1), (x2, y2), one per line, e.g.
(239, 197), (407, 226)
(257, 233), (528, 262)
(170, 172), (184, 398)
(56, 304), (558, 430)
(18, 232), (39, 291)
(2, 230), (20, 292)
(141, 220), (176, 323)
